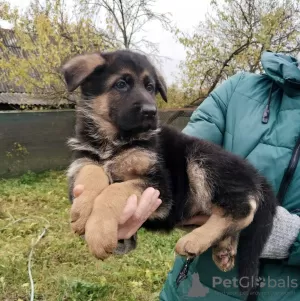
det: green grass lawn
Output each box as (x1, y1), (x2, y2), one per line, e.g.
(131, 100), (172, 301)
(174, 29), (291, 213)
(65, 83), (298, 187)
(0, 171), (182, 301)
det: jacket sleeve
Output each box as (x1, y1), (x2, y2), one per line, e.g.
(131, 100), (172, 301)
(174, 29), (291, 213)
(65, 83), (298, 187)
(260, 206), (300, 264)
(288, 220), (300, 266)
(182, 73), (243, 145)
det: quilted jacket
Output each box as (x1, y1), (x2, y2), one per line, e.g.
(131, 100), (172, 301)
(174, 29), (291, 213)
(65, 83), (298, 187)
(160, 51), (300, 301)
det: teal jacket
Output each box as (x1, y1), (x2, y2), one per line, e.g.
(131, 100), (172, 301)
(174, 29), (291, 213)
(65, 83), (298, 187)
(160, 52), (300, 301)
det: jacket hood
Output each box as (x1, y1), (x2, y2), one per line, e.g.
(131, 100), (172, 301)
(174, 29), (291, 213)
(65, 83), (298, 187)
(261, 51), (300, 96)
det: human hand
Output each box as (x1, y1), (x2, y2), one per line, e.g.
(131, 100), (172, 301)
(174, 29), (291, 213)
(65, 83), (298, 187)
(73, 185), (162, 240)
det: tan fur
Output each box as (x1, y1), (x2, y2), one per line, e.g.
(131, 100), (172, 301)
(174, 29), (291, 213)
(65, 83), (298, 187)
(175, 206), (233, 256)
(140, 70), (150, 80)
(84, 179), (144, 259)
(90, 94), (118, 140)
(187, 161), (212, 216)
(105, 69), (136, 86)
(70, 163), (110, 235)
(103, 148), (171, 221)
(212, 235), (239, 272)
(63, 53), (105, 92)
(67, 157), (96, 180)
(175, 201), (256, 259)
(105, 74), (122, 88)
(82, 53), (105, 74)
(104, 148), (157, 181)
(63, 53), (104, 73)
(236, 198), (257, 229)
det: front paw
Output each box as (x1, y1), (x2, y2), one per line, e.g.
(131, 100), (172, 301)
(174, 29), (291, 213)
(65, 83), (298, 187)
(175, 232), (210, 257)
(85, 211), (119, 260)
(70, 193), (95, 235)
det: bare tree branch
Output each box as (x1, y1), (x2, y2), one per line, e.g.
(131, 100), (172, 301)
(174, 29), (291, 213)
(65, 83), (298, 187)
(78, 0), (171, 53)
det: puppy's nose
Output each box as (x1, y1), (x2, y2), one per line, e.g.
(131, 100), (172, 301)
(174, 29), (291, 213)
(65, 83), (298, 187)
(141, 104), (157, 118)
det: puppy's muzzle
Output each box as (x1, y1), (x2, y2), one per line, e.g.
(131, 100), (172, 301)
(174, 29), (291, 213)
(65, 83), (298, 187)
(140, 104), (157, 119)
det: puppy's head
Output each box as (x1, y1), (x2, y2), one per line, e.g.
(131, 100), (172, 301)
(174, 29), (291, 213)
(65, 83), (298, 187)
(62, 50), (167, 140)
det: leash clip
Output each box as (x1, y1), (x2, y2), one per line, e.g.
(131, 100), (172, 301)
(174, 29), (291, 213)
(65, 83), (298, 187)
(176, 257), (195, 287)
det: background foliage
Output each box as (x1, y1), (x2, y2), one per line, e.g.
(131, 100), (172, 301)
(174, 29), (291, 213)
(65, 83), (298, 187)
(0, 0), (114, 101)
(0, 0), (173, 105)
(1, 0), (300, 107)
(177, 0), (300, 100)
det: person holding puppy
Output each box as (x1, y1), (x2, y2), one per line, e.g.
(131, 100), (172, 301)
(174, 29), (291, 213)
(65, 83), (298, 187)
(72, 51), (300, 301)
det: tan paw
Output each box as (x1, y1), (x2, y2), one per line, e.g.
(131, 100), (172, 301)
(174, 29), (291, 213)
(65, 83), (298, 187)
(84, 212), (118, 260)
(212, 237), (237, 272)
(70, 194), (95, 235)
(175, 232), (210, 257)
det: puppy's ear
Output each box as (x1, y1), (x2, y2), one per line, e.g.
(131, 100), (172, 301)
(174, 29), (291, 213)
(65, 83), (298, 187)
(156, 71), (168, 102)
(62, 53), (105, 92)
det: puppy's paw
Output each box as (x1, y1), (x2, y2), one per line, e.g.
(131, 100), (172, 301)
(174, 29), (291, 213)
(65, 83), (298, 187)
(212, 236), (237, 272)
(175, 232), (210, 257)
(70, 194), (95, 235)
(85, 212), (118, 260)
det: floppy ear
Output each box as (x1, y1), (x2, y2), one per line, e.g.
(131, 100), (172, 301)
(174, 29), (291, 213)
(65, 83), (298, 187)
(62, 53), (106, 92)
(156, 71), (168, 102)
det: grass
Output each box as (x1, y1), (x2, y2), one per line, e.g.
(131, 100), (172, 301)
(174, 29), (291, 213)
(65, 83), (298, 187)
(0, 171), (182, 301)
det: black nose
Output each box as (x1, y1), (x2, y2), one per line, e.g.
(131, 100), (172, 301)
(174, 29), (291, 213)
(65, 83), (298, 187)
(140, 104), (157, 118)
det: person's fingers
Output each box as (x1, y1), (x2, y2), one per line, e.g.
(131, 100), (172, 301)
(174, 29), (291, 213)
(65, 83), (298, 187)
(149, 198), (162, 215)
(118, 219), (142, 240)
(119, 195), (138, 225)
(125, 197), (161, 238)
(143, 189), (160, 220)
(118, 227), (134, 240)
(118, 188), (160, 240)
(125, 196), (161, 238)
(151, 190), (160, 202)
(118, 215), (140, 239)
(73, 184), (84, 198)
(135, 188), (160, 221)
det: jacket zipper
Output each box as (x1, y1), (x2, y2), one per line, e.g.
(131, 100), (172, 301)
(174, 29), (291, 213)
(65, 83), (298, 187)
(262, 82), (274, 124)
(176, 257), (194, 287)
(277, 134), (300, 204)
(249, 134), (300, 301)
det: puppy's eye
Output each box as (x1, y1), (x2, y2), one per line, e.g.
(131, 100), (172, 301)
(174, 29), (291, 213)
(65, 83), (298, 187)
(115, 79), (128, 91)
(146, 84), (154, 92)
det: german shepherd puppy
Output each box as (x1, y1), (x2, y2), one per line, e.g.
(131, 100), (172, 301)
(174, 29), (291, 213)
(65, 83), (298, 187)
(63, 50), (277, 293)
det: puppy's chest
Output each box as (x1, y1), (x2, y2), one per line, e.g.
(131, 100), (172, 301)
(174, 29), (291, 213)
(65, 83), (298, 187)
(102, 148), (158, 183)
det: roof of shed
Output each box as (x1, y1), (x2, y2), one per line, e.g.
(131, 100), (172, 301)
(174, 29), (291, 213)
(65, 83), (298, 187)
(0, 93), (69, 105)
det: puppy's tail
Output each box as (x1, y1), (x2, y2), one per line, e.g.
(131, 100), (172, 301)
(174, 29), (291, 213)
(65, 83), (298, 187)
(237, 182), (276, 298)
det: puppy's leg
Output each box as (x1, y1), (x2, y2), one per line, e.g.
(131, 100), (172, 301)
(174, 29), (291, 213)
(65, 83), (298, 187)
(68, 159), (110, 234)
(175, 201), (256, 257)
(212, 234), (239, 272)
(85, 179), (144, 260)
